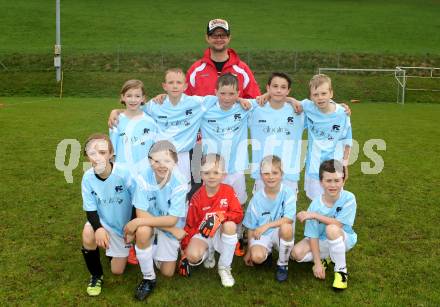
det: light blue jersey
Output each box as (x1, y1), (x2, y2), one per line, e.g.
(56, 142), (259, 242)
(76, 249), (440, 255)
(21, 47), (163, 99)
(302, 99), (352, 180)
(249, 101), (305, 181)
(243, 184), (297, 236)
(109, 113), (157, 168)
(81, 163), (135, 237)
(144, 94), (216, 153)
(304, 190), (357, 249)
(201, 97), (255, 174)
(133, 166), (188, 238)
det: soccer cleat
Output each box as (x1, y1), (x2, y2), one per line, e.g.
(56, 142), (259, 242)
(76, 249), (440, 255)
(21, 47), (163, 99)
(135, 279), (156, 301)
(127, 246), (138, 265)
(86, 275), (103, 296)
(203, 250), (216, 269)
(218, 266), (235, 287)
(275, 265), (289, 282)
(333, 271), (348, 290)
(178, 256), (191, 277)
(234, 239), (245, 257)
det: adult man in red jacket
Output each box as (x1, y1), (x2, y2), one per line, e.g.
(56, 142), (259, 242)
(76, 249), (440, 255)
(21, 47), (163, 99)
(185, 19), (261, 98)
(185, 20), (260, 257)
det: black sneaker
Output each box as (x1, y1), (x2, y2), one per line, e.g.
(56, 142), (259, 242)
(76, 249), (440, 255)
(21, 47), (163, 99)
(276, 265), (288, 282)
(135, 279), (156, 301)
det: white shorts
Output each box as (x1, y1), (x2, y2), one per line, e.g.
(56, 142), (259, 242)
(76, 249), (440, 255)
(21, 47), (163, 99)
(177, 151), (191, 185)
(223, 172), (247, 204)
(304, 231), (353, 259)
(249, 224), (295, 256)
(304, 176), (323, 200)
(253, 179), (298, 195)
(85, 222), (131, 258)
(152, 229), (180, 262)
(190, 231), (223, 266)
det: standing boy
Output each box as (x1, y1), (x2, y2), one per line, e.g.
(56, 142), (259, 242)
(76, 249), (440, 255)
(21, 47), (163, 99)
(301, 74), (352, 200)
(291, 159), (357, 290)
(249, 72), (305, 194)
(200, 73), (255, 255)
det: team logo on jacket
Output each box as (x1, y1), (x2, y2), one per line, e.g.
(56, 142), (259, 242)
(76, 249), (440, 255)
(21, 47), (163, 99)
(115, 185), (123, 193)
(234, 114), (241, 121)
(185, 109), (193, 116)
(332, 125), (340, 132)
(287, 117), (294, 124)
(220, 198), (228, 208)
(143, 128), (150, 134)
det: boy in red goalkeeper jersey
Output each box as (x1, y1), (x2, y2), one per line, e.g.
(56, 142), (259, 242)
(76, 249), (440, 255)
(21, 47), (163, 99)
(179, 153), (243, 287)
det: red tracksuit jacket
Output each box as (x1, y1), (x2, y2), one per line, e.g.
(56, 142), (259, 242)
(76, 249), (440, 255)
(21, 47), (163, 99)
(185, 48), (261, 98)
(181, 183), (244, 250)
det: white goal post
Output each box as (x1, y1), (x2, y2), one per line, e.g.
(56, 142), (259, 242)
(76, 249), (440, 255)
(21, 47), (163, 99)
(318, 66), (440, 104)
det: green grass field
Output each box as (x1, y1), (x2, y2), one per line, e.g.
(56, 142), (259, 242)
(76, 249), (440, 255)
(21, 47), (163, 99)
(1, 0), (439, 305)
(1, 0), (439, 54)
(1, 97), (439, 305)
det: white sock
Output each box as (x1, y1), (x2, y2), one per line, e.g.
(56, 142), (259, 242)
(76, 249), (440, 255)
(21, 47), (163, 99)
(277, 238), (295, 266)
(297, 252), (313, 263)
(218, 233), (238, 268)
(328, 236), (347, 273)
(135, 245), (156, 280)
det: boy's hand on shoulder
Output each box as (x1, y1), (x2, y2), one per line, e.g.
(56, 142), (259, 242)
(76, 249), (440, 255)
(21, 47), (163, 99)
(343, 165), (349, 182)
(238, 98), (252, 110)
(152, 94), (167, 104)
(256, 93), (270, 106)
(286, 97), (303, 114)
(313, 262), (326, 279)
(340, 103), (351, 116)
(108, 109), (122, 128)
(95, 227), (110, 249)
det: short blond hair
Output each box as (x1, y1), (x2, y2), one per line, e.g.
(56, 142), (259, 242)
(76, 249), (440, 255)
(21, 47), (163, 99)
(164, 68), (185, 81)
(260, 155), (283, 174)
(309, 74), (333, 92)
(201, 153), (226, 172)
(120, 79), (146, 104)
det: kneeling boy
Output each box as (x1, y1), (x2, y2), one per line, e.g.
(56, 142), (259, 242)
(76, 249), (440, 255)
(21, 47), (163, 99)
(243, 155), (296, 282)
(291, 159), (357, 290)
(179, 154), (243, 287)
(81, 133), (136, 296)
